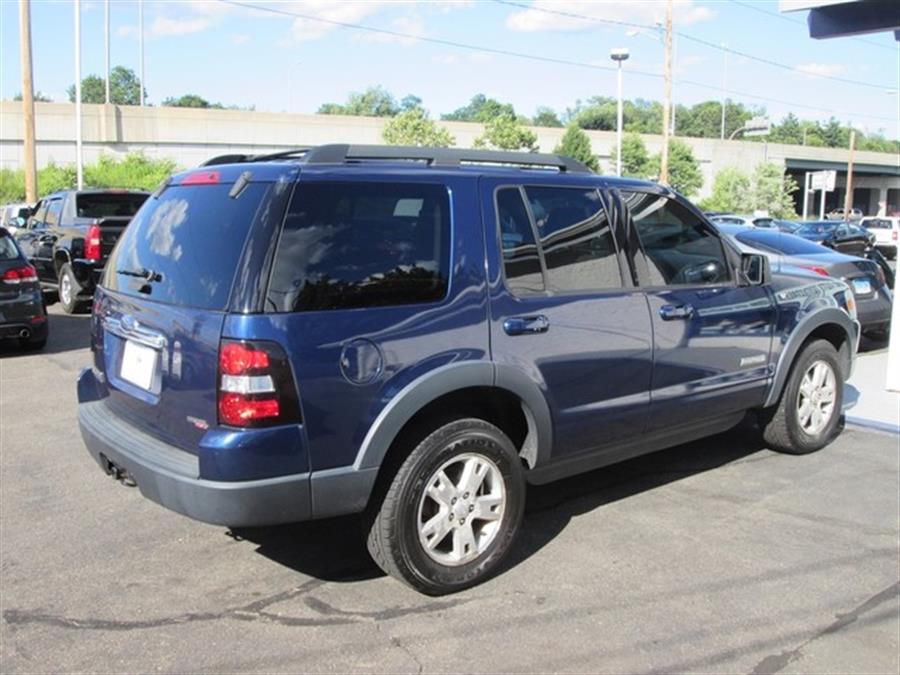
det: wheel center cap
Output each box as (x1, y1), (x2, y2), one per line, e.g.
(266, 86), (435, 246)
(453, 501), (468, 521)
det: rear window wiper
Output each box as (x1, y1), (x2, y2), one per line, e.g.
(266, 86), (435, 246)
(117, 267), (163, 282)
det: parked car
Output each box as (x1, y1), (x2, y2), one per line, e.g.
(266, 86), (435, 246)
(1, 202), (33, 234)
(716, 224), (891, 336)
(708, 214), (757, 227)
(78, 145), (860, 595)
(859, 216), (899, 260)
(0, 227), (48, 350)
(826, 207), (863, 221)
(14, 189), (149, 313)
(795, 221), (875, 255)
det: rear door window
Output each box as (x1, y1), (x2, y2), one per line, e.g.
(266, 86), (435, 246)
(524, 186), (620, 292)
(45, 199), (63, 227)
(267, 182), (450, 312)
(103, 183), (273, 310)
(497, 187), (544, 294)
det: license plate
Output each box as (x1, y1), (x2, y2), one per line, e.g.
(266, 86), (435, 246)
(120, 340), (158, 391)
(851, 278), (872, 295)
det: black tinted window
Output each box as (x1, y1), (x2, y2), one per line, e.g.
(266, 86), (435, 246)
(622, 191), (731, 286)
(77, 193), (148, 218)
(525, 186), (620, 291)
(0, 235), (19, 261)
(268, 182), (450, 312)
(863, 219), (891, 229)
(45, 199), (63, 227)
(104, 183), (273, 310)
(497, 188), (544, 294)
(736, 230), (827, 256)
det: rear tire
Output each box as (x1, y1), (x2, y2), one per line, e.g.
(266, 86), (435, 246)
(58, 263), (86, 314)
(366, 418), (525, 595)
(19, 335), (47, 351)
(759, 339), (844, 454)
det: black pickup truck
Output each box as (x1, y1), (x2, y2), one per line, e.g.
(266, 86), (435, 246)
(15, 189), (149, 312)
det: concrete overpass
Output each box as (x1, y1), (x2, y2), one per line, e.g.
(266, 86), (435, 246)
(1, 101), (897, 211)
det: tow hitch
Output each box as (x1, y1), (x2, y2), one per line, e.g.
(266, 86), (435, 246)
(99, 453), (137, 487)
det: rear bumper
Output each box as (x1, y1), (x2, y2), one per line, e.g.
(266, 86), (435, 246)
(71, 259), (102, 296)
(77, 368), (312, 526)
(857, 292), (892, 332)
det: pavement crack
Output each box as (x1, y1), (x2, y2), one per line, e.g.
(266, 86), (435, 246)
(749, 580), (900, 674)
(376, 623), (424, 674)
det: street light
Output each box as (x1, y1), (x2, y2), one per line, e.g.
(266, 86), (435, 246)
(610, 47), (629, 177)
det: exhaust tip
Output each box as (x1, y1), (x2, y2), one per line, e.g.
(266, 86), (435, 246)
(18, 328), (31, 339)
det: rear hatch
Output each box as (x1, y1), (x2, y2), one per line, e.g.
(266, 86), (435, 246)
(92, 168), (293, 451)
(75, 192), (150, 263)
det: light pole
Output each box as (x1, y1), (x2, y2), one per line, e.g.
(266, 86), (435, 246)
(610, 47), (629, 177)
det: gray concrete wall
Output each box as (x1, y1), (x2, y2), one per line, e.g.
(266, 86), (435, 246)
(1, 101), (897, 203)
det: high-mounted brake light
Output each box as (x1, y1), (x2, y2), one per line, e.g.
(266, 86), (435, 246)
(217, 339), (300, 428)
(84, 223), (102, 261)
(2, 264), (38, 284)
(801, 265), (830, 277)
(181, 171), (220, 186)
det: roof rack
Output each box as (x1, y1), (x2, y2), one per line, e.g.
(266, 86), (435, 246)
(303, 144), (591, 173)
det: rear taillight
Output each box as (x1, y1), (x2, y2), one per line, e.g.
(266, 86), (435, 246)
(85, 223), (102, 261)
(801, 265), (830, 277)
(217, 339), (300, 428)
(2, 264), (38, 284)
(892, 231), (898, 241)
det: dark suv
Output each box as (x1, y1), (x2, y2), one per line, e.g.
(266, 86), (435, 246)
(77, 145), (859, 595)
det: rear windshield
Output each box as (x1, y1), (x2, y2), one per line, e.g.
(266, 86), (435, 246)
(0, 235), (19, 261)
(103, 183), (272, 310)
(736, 230), (828, 256)
(76, 193), (148, 218)
(267, 182), (450, 312)
(862, 218), (892, 229)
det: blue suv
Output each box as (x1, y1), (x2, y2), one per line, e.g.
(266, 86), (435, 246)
(78, 145), (859, 594)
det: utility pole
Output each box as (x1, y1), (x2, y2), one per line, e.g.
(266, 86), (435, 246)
(720, 45), (728, 140)
(75, 0), (83, 190)
(104, 0), (110, 103)
(659, 0), (673, 184)
(18, 0), (38, 202)
(139, 0), (145, 106)
(843, 130), (856, 221)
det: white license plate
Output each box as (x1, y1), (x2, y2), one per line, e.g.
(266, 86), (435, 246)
(852, 278), (872, 295)
(120, 340), (158, 391)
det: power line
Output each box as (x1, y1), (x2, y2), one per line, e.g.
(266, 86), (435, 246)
(219, 0), (897, 124)
(727, 0), (897, 52)
(491, 0), (895, 91)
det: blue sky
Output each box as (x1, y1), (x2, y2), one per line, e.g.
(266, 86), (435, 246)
(2, 0), (898, 137)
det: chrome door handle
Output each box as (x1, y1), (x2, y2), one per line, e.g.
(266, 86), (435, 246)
(503, 315), (550, 336)
(659, 304), (694, 320)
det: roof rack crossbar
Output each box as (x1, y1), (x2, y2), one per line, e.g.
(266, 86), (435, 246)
(302, 144), (591, 173)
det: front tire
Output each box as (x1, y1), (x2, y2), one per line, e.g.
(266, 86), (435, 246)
(366, 418), (525, 595)
(759, 339), (844, 454)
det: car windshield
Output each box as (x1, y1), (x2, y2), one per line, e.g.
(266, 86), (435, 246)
(735, 230), (830, 256)
(76, 193), (148, 218)
(797, 222), (837, 236)
(0, 235), (20, 260)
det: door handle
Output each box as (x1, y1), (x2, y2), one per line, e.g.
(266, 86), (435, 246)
(659, 304), (694, 320)
(503, 315), (550, 336)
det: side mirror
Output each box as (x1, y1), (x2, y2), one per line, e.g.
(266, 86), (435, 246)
(740, 253), (770, 286)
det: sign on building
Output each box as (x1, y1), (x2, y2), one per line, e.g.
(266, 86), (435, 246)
(743, 116), (772, 137)
(810, 170), (837, 192)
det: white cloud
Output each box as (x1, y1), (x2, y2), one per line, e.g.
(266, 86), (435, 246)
(506, 0), (714, 33)
(795, 62), (848, 79)
(285, 1), (391, 42)
(150, 16), (214, 37)
(231, 34), (251, 45)
(353, 14), (425, 45)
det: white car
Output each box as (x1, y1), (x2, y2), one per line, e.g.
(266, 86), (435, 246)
(0, 202), (33, 234)
(860, 216), (899, 260)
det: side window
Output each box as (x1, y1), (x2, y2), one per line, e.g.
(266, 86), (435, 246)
(622, 191), (731, 286)
(44, 199), (63, 227)
(496, 188), (544, 294)
(525, 186), (621, 292)
(31, 202), (48, 229)
(267, 182), (450, 312)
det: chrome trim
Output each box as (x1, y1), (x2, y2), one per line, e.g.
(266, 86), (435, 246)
(103, 315), (167, 350)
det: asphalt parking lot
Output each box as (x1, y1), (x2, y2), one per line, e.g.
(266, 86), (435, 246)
(1, 306), (898, 674)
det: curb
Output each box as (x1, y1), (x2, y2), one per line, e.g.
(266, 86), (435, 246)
(846, 416), (900, 436)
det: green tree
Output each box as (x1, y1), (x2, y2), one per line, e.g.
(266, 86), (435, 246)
(819, 117), (849, 148)
(161, 94), (224, 109)
(698, 167), (751, 213)
(473, 113), (537, 151)
(382, 108), (455, 147)
(554, 124), (598, 172)
(317, 86), (402, 117)
(400, 94), (423, 112)
(84, 152), (177, 190)
(532, 106), (563, 128)
(648, 139), (702, 196)
(68, 66), (144, 105)
(749, 163), (798, 218)
(13, 91), (52, 102)
(609, 133), (651, 178)
(771, 113), (803, 145)
(442, 94), (516, 123)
